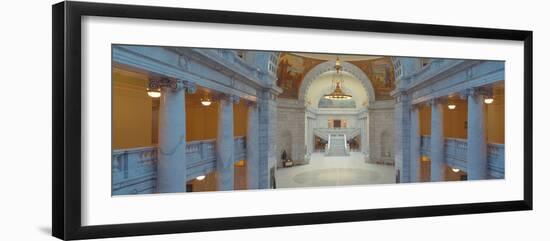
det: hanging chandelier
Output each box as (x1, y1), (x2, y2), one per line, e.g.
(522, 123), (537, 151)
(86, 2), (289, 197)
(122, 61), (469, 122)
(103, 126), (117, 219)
(323, 57), (352, 100)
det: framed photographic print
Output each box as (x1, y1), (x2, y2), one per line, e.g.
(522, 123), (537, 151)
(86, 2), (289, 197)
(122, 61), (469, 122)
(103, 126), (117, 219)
(52, 1), (533, 240)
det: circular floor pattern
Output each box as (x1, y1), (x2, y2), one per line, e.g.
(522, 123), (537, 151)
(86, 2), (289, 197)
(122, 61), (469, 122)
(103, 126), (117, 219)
(292, 168), (380, 186)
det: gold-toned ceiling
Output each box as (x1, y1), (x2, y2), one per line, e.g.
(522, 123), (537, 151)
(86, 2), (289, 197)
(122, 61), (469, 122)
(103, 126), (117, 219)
(277, 53), (395, 100)
(291, 52), (383, 62)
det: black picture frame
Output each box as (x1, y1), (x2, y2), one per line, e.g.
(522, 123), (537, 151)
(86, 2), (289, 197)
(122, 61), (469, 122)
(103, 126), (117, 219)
(52, 1), (533, 240)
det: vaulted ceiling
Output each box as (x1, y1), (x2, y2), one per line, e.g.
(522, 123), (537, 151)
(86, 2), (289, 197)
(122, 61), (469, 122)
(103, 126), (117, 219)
(277, 53), (396, 100)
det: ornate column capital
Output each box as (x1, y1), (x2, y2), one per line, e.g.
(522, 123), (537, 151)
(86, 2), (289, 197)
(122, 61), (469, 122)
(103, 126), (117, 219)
(149, 77), (196, 93)
(245, 99), (258, 108)
(393, 91), (408, 104)
(428, 98), (444, 106)
(217, 93), (240, 104)
(461, 87), (492, 99)
(182, 80), (196, 94)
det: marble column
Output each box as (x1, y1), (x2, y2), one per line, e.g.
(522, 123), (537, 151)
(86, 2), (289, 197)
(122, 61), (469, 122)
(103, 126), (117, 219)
(467, 89), (488, 180)
(409, 106), (421, 182)
(157, 81), (193, 193)
(217, 94), (237, 191)
(430, 99), (445, 182)
(246, 102), (260, 189)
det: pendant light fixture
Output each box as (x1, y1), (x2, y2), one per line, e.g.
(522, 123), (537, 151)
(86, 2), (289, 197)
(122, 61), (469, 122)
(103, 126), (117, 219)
(484, 97), (494, 104)
(447, 98), (456, 110)
(323, 57), (352, 100)
(201, 93), (212, 106)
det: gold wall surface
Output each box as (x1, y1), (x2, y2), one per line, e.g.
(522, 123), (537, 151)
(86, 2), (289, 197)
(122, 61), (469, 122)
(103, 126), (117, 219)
(113, 74), (251, 148)
(233, 101), (249, 137)
(112, 68), (153, 149)
(185, 91), (219, 141)
(419, 105), (431, 136)
(417, 85), (505, 145)
(443, 101), (468, 139)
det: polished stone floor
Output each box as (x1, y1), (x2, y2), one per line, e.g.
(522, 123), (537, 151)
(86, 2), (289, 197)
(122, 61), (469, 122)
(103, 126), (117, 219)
(276, 152), (395, 189)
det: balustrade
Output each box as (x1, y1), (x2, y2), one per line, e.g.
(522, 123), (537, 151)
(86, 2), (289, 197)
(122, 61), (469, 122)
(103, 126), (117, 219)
(313, 127), (360, 141)
(112, 136), (247, 194)
(112, 147), (157, 195)
(234, 136), (247, 160)
(444, 138), (467, 171)
(419, 136), (504, 178)
(488, 143), (505, 178)
(420, 135), (431, 155)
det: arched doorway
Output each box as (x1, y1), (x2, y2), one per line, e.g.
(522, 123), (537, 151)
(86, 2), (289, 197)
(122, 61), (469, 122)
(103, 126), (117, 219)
(300, 60), (375, 160)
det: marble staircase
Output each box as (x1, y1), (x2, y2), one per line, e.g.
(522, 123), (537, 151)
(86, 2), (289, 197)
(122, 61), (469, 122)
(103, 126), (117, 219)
(326, 135), (349, 156)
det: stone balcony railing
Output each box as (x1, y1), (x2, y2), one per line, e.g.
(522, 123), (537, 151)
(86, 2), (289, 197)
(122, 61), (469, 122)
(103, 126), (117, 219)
(112, 146), (157, 195)
(313, 127), (360, 141)
(420, 135), (504, 179)
(112, 136), (246, 195)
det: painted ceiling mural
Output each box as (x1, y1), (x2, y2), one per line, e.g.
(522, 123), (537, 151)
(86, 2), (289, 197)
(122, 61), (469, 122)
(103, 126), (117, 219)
(276, 54), (396, 100)
(276, 53), (324, 99)
(351, 57), (396, 100)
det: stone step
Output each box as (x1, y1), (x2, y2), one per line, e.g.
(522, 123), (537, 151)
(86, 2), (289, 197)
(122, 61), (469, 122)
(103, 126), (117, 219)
(325, 137), (349, 156)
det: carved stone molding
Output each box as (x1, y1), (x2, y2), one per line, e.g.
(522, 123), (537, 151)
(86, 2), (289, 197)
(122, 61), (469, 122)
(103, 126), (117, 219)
(428, 98), (444, 106)
(217, 93), (240, 104)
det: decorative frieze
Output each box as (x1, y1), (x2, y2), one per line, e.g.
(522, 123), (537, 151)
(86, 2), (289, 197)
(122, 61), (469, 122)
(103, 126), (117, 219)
(410, 61), (503, 104)
(113, 45), (269, 101)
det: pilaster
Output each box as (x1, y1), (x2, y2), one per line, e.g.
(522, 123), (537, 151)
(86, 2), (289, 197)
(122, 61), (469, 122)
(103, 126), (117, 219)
(246, 101), (260, 189)
(258, 88), (281, 188)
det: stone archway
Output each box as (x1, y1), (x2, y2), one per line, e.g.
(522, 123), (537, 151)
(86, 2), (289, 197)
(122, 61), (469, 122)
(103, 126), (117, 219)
(298, 60), (376, 105)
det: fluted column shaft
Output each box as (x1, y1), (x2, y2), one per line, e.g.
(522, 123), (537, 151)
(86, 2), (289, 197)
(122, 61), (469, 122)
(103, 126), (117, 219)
(217, 95), (236, 191)
(467, 90), (488, 179)
(430, 100), (445, 181)
(157, 83), (188, 193)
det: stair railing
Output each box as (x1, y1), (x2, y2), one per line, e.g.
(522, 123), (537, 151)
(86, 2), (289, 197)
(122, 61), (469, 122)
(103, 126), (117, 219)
(325, 134), (331, 155)
(344, 134), (350, 154)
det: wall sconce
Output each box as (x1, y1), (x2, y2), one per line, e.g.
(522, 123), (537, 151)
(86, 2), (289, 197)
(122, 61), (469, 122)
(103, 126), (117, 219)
(201, 94), (212, 106)
(146, 77), (182, 98)
(484, 97), (494, 104)
(195, 175), (206, 181)
(452, 168), (460, 173)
